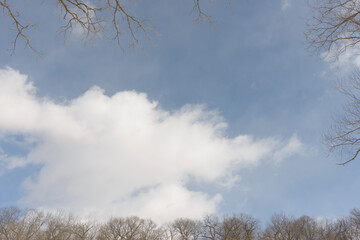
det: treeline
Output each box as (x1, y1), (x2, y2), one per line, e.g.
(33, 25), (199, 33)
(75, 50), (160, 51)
(1, 207), (360, 240)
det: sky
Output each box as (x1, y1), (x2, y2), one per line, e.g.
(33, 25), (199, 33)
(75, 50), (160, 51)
(1, 0), (360, 225)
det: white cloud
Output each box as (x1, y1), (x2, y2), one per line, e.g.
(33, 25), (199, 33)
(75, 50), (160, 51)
(322, 42), (360, 73)
(0, 67), (302, 223)
(273, 134), (304, 164)
(281, 0), (292, 12)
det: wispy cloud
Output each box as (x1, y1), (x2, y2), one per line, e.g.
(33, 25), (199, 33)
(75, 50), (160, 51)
(322, 44), (360, 73)
(0, 67), (302, 223)
(281, 0), (292, 12)
(273, 134), (304, 164)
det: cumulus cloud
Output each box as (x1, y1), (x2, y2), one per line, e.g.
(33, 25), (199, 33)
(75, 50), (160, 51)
(0, 67), (302, 223)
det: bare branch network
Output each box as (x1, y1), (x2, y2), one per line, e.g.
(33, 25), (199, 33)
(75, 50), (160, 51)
(305, 0), (360, 164)
(306, 0), (360, 59)
(1, 206), (360, 239)
(0, 0), (217, 55)
(324, 70), (360, 165)
(0, 0), (39, 55)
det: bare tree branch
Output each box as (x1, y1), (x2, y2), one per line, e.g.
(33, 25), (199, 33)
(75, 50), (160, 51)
(324, 69), (360, 164)
(0, 0), (41, 55)
(306, 0), (360, 59)
(0, 0), (221, 55)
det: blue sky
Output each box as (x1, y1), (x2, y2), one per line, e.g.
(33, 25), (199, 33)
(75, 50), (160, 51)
(0, 0), (359, 224)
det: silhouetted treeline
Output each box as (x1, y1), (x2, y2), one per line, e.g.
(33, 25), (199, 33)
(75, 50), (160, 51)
(1, 206), (360, 239)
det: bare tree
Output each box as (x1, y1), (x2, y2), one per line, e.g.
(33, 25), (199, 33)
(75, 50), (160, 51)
(350, 208), (360, 228)
(97, 216), (139, 240)
(306, 0), (360, 59)
(138, 219), (164, 240)
(71, 220), (99, 240)
(164, 223), (177, 240)
(15, 209), (46, 240)
(0, 207), (46, 240)
(236, 214), (259, 240)
(42, 210), (75, 240)
(218, 214), (259, 240)
(260, 214), (321, 240)
(306, 1), (360, 165)
(5, 206), (360, 240)
(0, 206), (23, 240)
(316, 220), (336, 240)
(260, 213), (360, 240)
(319, 218), (360, 240)
(324, 70), (360, 165)
(202, 215), (220, 240)
(97, 216), (164, 240)
(170, 218), (203, 240)
(261, 214), (295, 240)
(293, 215), (319, 240)
(0, 0), (222, 55)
